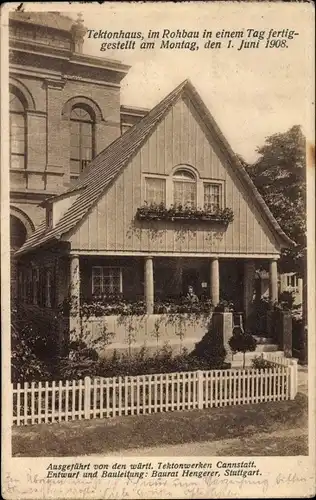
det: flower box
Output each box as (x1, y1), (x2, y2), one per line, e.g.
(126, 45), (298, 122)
(136, 203), (234, 225)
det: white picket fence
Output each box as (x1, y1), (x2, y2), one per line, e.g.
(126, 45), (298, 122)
(12, 356), (298, 426)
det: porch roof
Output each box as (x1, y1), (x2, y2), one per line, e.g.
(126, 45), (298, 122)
(16, 80), (293, 257)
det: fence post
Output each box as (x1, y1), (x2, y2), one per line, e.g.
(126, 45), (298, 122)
(289, 359), (298, 399)
(84, 376), (91, 419)
(197, 370), (203, 410)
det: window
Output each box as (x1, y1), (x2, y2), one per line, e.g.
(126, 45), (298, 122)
(92, 267), (122, 295)
(32, 268), (39, 305)
(286, 274), (298, 289)
(18, 269), (24, 302)
(204, 183), (222, 212)
(45, 269), (52, 308)
(173, 169), (196, 207)
(46, 208), (53, 228)
(70, 106), (94, 176)
(10, 91), (26, 169)
(145, 177), (166, 204)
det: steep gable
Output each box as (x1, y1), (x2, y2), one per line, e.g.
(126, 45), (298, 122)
(16, 80), (292, 256)
(69, 93), (286, 255)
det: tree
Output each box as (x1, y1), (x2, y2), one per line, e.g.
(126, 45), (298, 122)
(245, 125), (306, 275)
(228, 330), (257, 369)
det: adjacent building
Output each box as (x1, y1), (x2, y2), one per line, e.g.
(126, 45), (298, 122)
(9, 11), (147, 294)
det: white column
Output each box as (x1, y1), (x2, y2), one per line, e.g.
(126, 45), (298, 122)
(145, 256), (154, 314)
(243, 260), (256, 327)
(269, 259), (278, 303)
(210, 258), (220, 307)
(69, 254), (80, 334)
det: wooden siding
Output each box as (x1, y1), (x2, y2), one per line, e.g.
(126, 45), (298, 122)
(69, 96), (280, 255)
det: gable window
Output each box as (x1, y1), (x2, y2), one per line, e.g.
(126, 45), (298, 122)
(92, 266), (122, 295)
(173, 169), (196, 207)
(70, 106), (94, 177)
(145, 177), (166, 205)
(204, 182), (223, 212)
(10, 91), (26, 169)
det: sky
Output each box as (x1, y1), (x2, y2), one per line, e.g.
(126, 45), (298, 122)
(32, 3), (316, 162)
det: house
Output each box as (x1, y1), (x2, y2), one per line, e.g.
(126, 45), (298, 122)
(15, 79), (293, 355)
(9, 11), (147, 296)
(257, 270), (303, 307)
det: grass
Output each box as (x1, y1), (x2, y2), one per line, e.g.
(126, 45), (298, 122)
(12, 393), (307, 457)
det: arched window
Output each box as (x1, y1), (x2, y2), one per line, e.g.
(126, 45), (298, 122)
(70, 106), (94, 176)
(10, 91), (26, 169)
(173, 168), (196, 207)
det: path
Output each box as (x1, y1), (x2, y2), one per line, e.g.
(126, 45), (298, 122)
(297, 365), (308, 396)
(90, 427), (308, 457)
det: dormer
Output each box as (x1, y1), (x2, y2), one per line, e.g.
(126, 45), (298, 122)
(43, 187), (85, 229)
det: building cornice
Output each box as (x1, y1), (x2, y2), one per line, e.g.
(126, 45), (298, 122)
(10, 189), (61, 201)
(68, 249), (281, 259)
(45, 78), (67, 90)
(120, 105), (149, 117)
(10, 40), (130, 82)
(10, 66), (122, 90)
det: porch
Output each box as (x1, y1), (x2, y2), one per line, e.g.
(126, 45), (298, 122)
(68, 254), (279, 354)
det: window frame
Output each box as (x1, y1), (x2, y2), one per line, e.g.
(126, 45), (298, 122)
(92, 266), (123, 296)
(141, 169), (226, 211)
(70, 106), (95, 178)
(32, 267), (40, 305)
(9, 92), (26, 170)
(203, 180), (224, 212)
(144, 175), (167, 205)
(173, 168), (197, 208)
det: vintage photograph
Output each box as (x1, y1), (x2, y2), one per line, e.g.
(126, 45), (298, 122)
(1, 1), (315, 498)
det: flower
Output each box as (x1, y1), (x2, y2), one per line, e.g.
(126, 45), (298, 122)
(136, 203), (234, 224)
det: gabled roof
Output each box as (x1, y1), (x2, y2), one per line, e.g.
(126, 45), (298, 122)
(16, 79), (293, 256)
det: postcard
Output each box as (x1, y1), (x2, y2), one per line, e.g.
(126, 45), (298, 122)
(1, 1), (315, 498)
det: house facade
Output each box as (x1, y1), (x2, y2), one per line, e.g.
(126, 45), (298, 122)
(15, 76), (292, 355)
(9, 12), (147, 295)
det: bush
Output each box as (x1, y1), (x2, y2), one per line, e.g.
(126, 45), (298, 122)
(251, 355), (275, 370)
(278, 291), (295, 310)
(191, 324), (227, 369)
(56, 338), (230, 381)
(11, 303), (60, 382)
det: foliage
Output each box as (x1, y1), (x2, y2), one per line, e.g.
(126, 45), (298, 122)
(292, 316), (307, 362)
(251, 355), (275, 370)
(228, 330), (257, 368)
(80, 295), (213, 317)
(244, 125), (306, 275)
(276, 291), (295, 311)
(11, 303), (60, 382)
(191, 323), (228, 369)
(60, 342), (229, 380)
(81, 295), (146, 317)
(57, 322), (114, 379)
(154, 296), (213, 315)
(214, 299), (235, 312)
(136, 201), (234, 225)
